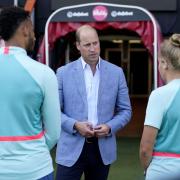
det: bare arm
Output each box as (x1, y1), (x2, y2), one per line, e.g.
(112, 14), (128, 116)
(139, 125), (158, 172)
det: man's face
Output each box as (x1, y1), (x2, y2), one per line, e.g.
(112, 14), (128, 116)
(76, 28), (100, 65)
(26, 20), (35, 52)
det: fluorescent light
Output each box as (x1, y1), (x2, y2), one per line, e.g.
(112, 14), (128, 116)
(129, 40), (141, 44)
(112, 39), (123, 43)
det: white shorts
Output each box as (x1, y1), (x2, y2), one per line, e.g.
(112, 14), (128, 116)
(146, 157), (180, 180)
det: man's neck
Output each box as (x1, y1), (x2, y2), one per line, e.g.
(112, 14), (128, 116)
(5, 37), (25, 49)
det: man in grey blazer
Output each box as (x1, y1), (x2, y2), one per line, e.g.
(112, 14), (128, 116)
(56, 25), (132, 180)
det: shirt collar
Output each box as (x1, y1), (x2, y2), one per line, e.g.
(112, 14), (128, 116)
(81, 56), (100, 70)
(0, 46), (27, 55)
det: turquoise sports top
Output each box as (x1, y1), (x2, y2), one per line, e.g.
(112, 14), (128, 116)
(0, 47), (61, 180)
(145, 79), (180, 153)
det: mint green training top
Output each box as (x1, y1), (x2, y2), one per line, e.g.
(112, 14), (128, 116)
(0, 46), (61, 180)
(145, 79), (180, 153)
(144, 79), (180, 179)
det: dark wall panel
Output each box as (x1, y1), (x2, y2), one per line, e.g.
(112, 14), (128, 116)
(51, 0), (177, 11)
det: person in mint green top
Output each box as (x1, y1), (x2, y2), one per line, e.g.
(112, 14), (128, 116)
(140, 34), (180, 180)
(0, 7), (61, 180)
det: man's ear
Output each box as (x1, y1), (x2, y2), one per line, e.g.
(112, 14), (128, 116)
(21, 21), (29, 37)
(15, 22), (27, 38)
(76, 41), (80, 51)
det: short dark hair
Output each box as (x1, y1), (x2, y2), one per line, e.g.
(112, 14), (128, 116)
(0, 6), (30, 41)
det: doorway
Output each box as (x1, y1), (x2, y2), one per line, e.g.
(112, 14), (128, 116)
(52, 29), (152, 137)
(100, 34), (151, 137)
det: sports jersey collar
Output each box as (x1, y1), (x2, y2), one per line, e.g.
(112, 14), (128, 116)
(0, 46), (27, 55)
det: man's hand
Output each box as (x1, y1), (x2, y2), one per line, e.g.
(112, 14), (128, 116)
(74, 121), (94, 137)
(94, 124), (111, 137)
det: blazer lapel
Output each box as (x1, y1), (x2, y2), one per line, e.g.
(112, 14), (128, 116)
(73, 59), (87, 105)
(98, 60), (108, 104)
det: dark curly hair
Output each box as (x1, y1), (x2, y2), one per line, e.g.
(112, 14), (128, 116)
(0, 6), (30, 41)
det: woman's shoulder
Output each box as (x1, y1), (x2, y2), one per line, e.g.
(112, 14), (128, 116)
(152, 80), (179, 96)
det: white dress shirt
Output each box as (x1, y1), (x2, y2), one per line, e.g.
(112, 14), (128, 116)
(81, 57), (100, 127)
